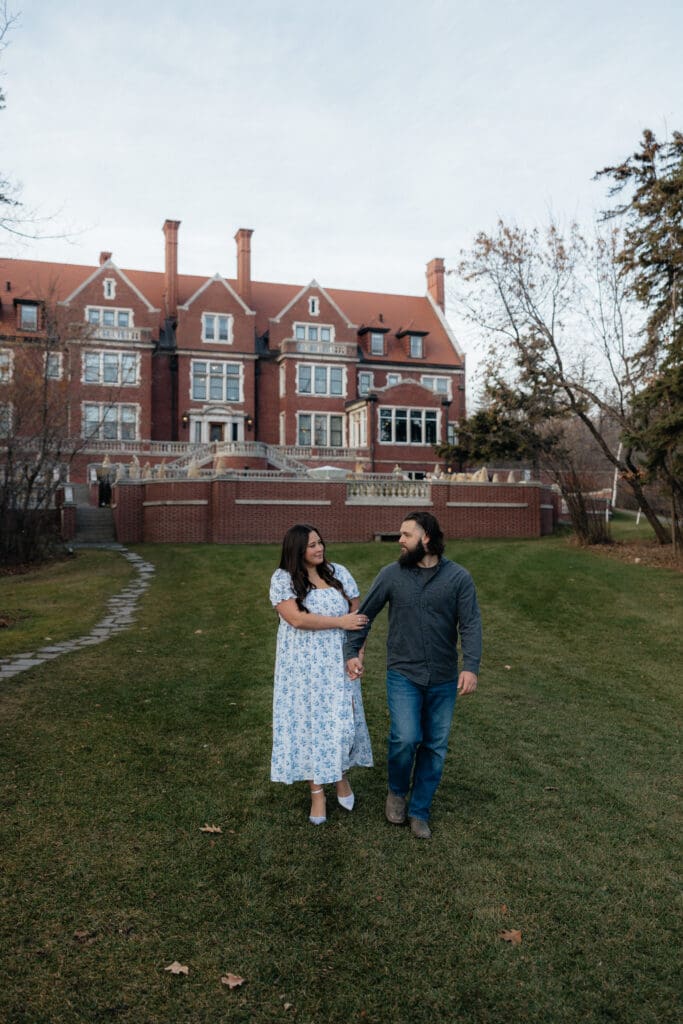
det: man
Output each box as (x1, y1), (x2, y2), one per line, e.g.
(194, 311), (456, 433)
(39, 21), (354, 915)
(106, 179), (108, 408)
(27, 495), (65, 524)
(344, 511), (482, 840)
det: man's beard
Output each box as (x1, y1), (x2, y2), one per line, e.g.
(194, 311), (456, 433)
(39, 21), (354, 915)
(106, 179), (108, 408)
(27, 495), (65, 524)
(398, 540), (427, 568)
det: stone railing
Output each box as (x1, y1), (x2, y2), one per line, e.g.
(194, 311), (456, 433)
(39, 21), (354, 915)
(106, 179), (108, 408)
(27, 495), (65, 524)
(280, 339), (357, 358)
(347, 476), (431, 501)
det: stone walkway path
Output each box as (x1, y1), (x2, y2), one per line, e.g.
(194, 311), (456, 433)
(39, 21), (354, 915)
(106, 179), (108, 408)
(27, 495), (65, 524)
(0, 547), (155, 680)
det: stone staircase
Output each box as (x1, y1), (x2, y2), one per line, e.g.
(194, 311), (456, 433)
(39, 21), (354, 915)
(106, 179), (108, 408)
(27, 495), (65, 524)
(73, 505), (118, 546)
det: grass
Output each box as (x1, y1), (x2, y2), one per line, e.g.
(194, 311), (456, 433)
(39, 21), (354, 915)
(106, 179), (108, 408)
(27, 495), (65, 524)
(0, 536), (681, 1024)
(0, 551), (134, 658)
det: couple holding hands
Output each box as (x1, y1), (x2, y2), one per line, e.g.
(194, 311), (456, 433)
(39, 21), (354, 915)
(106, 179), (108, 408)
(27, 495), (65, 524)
(269, 512), (482, 840)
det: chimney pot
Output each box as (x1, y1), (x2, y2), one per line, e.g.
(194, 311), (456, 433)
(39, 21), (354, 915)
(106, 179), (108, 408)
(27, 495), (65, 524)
(100, 251), (112, 265)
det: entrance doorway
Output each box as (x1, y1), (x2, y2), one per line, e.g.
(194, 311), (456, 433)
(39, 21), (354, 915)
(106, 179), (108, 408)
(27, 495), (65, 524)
(209, 423), (224, 442)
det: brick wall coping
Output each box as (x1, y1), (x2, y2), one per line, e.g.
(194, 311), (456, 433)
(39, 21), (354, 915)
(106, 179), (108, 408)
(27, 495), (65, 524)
(235, 499), (332, 506)
(446, 501), (529, 509)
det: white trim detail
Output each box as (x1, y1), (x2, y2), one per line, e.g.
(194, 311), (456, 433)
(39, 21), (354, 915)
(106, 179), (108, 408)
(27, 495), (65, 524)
(446, 501), (529, 508)
(270, 279), (357, 328)
(59, 261), (159, 313)
(235, 499), (332, 505)
(179, 273), (255, 315)
(143, 500), (209, 507)
(426, 292), (465, 360)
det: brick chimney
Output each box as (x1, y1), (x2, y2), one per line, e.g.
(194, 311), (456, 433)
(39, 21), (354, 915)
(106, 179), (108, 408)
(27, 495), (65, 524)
(426, 257), (445, 311)
(163, 219), (181, 317)
(235, 228), (254, 306)
(99, 251), (112, 265)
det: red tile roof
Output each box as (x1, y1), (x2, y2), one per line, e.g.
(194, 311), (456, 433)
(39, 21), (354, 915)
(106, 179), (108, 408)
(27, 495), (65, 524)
(0, 257), (463, 368)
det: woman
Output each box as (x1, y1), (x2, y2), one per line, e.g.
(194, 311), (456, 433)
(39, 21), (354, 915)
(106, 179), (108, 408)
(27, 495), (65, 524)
(270, 524), (373, 824)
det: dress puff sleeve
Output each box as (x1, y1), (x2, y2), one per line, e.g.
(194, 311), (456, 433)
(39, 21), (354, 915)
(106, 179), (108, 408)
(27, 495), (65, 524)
(270, 568), (296, 607)
(332, 563), (360, 600)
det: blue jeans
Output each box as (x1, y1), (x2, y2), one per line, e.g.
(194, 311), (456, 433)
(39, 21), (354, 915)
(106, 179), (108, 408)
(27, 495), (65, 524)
(386, 670), (458, 821)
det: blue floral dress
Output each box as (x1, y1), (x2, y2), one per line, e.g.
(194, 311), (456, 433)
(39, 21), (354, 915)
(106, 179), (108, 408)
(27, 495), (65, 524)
(270, 563), (374, 785)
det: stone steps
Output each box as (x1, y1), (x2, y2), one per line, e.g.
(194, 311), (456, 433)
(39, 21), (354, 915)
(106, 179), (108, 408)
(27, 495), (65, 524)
(74, 506), (116, 544)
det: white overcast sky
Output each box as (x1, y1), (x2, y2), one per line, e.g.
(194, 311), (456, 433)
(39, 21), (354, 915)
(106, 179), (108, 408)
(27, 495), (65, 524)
(2, 0), (680, 400)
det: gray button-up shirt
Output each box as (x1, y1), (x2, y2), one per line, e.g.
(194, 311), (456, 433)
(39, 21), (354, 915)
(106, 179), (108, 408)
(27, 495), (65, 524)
(343, 557), (482, 687)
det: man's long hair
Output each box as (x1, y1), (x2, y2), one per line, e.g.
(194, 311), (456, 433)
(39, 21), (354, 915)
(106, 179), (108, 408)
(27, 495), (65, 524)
(279, 524), (350, 612)
(404, 510), (445, 557)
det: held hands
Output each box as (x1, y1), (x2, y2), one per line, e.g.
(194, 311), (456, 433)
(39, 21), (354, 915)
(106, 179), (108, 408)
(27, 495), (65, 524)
(341, 612), (369, 632)
(458, 671), (478, 695)
(346, 657), (364, 679)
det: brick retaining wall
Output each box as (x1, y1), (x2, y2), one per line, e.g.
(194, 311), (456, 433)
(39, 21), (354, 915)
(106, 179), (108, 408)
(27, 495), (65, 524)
(112, 478), (560, 544)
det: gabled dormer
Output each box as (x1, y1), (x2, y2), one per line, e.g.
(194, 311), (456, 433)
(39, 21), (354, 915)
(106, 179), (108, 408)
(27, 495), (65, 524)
(269, 280), (357, 358)
(59, 258), (159, 345)
(176, 274), (256, 353)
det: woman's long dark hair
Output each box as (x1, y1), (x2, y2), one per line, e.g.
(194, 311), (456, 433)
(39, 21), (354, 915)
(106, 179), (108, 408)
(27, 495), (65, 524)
(279, 524), (350, 612)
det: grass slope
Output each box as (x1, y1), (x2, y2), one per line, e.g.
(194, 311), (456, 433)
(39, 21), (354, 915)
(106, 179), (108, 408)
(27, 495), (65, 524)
(0, 538), (680, 1024)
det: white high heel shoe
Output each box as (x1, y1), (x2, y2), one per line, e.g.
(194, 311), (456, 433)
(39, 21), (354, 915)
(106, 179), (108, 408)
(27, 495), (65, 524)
(336, 779), (355, 812)
(309, 787), (327, 825)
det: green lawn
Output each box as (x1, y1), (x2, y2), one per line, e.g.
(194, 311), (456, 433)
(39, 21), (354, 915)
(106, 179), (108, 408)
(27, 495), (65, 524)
(0, 537), (681, 1024)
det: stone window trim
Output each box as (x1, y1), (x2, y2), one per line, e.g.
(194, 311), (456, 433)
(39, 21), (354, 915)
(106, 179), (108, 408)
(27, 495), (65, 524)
(86, 306), (134, 330)
(296, 362), (346, 397)
(82, 401), (139, 441)
(420, 374), (451, 397)
(378, 406), (439, 445)
(293, 322), (334, 344)
(190, 358), (243, 404)
(296, 410), (345, 448)
(308, 296), (320, 316)
(82, 350), (140, 387)
(357, 370), (374, 397)
(202, 312), (234, 344)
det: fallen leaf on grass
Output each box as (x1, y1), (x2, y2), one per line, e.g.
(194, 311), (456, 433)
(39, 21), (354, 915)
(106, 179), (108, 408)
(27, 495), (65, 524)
(544, 786), (559, 791)
(221, 972), (245, 989)
(504, 664), (512, 670)
(499, 929), (522, 945)
(164, 961), (189, 975)
(500, 904), (507, 914)
(194, 629), (204, 634)
(284, 1004), (293, 1011)
(73, 929), (97, 945)
(199, 824), (222, 834)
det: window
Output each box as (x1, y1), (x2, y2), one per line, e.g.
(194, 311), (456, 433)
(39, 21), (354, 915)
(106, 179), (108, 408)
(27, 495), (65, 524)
(294, 323), (333, 343)
(421, 375), (450, 397)
(103, 278), (117, 300)
(83, 350), (138, 386)
(447, 422), (457, 445)
(297, 363), (344, 396)
(86, 307), (132, 329)
(0, 349), (12, 383)
(297, 413), (344, 447)
(82, 403), (137, 441)
(45, 352), (63, 380)
(409, 335), (424, 358)
(202, 313), (233, 344)
(308, 296), (319, 316)
(386, 373), (401, 387)
(370, 332), (385, 356)
(19, 304), (39, 331)
(358, 371), (373, 396)
(379, 407), (437, 445)
(191, 360), (242, 403)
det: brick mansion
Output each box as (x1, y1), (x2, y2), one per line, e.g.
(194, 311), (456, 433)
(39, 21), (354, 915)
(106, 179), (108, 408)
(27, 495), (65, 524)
(0, 221), (466, 481)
